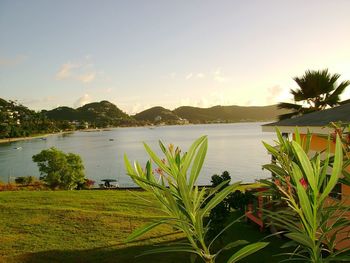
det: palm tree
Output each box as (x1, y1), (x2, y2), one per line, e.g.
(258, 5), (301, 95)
(278, 69), (350, 120)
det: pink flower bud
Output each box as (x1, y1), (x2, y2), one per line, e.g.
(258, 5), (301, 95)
(299, 178), (308, 189)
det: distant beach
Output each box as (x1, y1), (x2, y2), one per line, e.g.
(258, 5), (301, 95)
(0, 131), (74, 144)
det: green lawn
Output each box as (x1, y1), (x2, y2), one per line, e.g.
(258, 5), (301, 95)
(0, 190), (291, 263)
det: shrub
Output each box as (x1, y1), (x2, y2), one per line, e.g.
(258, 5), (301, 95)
(204, 171), (232, 241)
(32, 147), (85, 190)
(77, 179), (95, 189)
(14, 176), (36, 185)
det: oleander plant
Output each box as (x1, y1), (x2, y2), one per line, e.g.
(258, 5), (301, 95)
(263, 129), (350, 262)
(124, 136), (268, 263)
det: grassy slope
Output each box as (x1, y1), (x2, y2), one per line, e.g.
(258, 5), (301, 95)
(0, 190), (290, 263)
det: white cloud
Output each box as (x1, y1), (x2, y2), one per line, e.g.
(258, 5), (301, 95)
(55, 63), (79, 80)
(74, 94), (91, 108)
(186, 73), (193, 80)
(77, 72), (96, 83)
(213, 68), (229, 83)
(55, 57), (98, 84)
(185, 72), (205, 80)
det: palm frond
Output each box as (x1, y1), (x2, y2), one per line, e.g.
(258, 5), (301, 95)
(277, 102), (302, 111)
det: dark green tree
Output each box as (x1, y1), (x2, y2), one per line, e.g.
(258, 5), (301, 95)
(278, 69), (350, 120)
(32, 147), (85, 190)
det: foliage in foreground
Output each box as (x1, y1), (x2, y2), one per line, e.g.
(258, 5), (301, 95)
(124, 136), (268, 263)
(263, 129), (350, 262)
(32, 147), (86, 190)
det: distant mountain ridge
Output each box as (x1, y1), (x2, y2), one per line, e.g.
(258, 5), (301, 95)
(134, 104), (288, 123)
(44, 100), (132, 126)
(1, 97), (289, 126)
(173, 105), (289, 123)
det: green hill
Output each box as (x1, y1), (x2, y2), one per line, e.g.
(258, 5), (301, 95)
(134, 106), (179, 122)
(44, 100), (131, 126)
(43, 106), (79, 121)
(173, 105), (289, 123)
(77, 100), (129, 121)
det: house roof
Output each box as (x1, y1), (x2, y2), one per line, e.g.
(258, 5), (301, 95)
(262, 103), (350, 133)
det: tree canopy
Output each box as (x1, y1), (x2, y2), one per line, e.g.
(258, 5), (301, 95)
(278, 69), (350, 120)
(32, 147), (85, 190)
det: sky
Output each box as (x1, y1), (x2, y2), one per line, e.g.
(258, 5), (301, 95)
(1, 0), (350, 114)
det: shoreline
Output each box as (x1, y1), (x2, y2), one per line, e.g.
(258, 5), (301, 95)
(0, 121), (271, 145)
(0, 131), (74, 144)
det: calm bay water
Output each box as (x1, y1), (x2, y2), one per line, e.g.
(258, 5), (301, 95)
(0, 123), (276, 187)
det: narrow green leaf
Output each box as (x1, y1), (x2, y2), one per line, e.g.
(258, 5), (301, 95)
(262, 164), (288, 177)
(124, 154), (135, 175)
(320, 135), (343, 203)
(227, 242), (269, 263)
(318, 152), (330, 189)
(292, 141), (317, 192)
(189, 138), (208, 188)
(203, 179), (231, 204)
(177, 172), (192, 215)
(285, 232), (314, 249)
(129, 174), (167, 191)
(221, 240), (249, 251)
(158, 140), (167, 154)
(200, 182), (240, 218)
(125, 221), (163, 242)
(304, 130), (312, 153)
(294, 128), (301, 145)
(146, 160), (152, 181)
(182, 136), (207, 173)
(262, 141), (279, 157)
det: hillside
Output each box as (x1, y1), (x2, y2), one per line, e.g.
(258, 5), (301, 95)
(1, 96), (291, 127)
(44, 100), (131, 126)
(173, 105), (289, 123)
(77, 100), (129, 121)
(134, 106), (179, 122)
(43, 106), (79, 121)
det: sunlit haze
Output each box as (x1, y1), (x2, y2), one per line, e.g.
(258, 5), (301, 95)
(1, 0), (350, 114)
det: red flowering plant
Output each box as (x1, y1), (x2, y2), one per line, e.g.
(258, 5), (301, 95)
(261, 128), (312, 202)
(124, 136), (268, 263)
(263, 128), (350, 262)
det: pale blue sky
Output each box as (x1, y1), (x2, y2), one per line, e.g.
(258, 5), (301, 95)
(1, 0), (350, 113)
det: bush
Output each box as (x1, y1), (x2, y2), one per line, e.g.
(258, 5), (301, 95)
(205, 171), (233, 241)
(77, 179), (95, 190)
(14, 176), (36, 185)
(32, 147), (86, 190)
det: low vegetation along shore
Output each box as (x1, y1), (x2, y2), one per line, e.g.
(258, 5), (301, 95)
(0, 190), (290, 263)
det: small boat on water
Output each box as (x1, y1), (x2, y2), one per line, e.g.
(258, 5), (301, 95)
(109, 139), (114, 141)
(14, 147), (22, 150)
